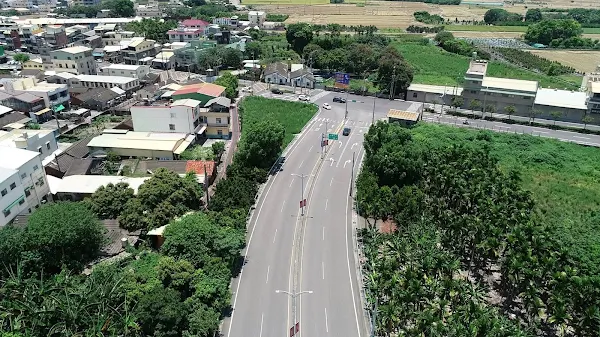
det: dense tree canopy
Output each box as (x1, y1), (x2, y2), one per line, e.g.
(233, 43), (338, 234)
(215, 72), (239, 100)
(102, 0), (134, 17)
(85, 182), (134, 220)
(236, 120), (285, 170)
(126, 19), (177, 43)
(524, 19), (583, 45)
(285, 23), (314, 55)
(375, 46), (414, 97)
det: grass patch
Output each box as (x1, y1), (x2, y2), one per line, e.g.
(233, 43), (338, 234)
(392, 40), (580, 90)
(180, 145), (215, 161)
(410, 123), (600, 274)
(240, 96), (318, 146)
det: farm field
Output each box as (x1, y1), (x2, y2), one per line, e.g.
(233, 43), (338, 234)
(446, 25), (600, 34)
(447, 30), (600, 40)
(393, 40), (580, 90)
(411, 123), (600, 273)
(528, 50), (600, 73)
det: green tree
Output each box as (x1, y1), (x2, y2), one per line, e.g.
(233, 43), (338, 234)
(13, 53), (29, 63)
(212, 141), (226, 161)
(245, 41), (262, 59)
(504, 105), (516, 120)
(161, 212), (245, 270)
(137, 169), (203, 219)
(550, 110), (563, 126)
(484, 8), (510, 24)
(347, 43), (377, 76)
(118, 197), (147, 231)
(484, 103), (496, 118)
(582, 114), (594, 130)
(525, 19), (583, 45)
(525, 8), (543, 22)
(103, 0), (134, 17)
(237, 120), (285, 169)
(376, 46), (413, 98)
(134, 286), (188, 336)
(187, 304), (221, 337)
(126, 18), (177, 43)
(434, 31), (454, 45)
(219, 47), (243, 69)
(285, 23), (314, 55)
(529, 108), (542, 124)
(0, 226), (25, 276)
(468, 99), (481, 117)
(85, 182), (134, 220)
(215, 72), (239, 100)
(25, 202), (106, 273)
(451, 96), (464, 111)
(209, 175), (258, 212)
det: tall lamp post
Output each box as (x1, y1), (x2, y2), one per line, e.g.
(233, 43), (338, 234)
(275, 290), (313, 337)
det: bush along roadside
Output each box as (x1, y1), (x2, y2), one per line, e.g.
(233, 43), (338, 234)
(446, 109), (600, 136)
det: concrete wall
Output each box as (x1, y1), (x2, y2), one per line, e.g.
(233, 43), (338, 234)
(0, 169), (26, 226)
(89, 146), (175, 160)
(131, 104), (197, 133)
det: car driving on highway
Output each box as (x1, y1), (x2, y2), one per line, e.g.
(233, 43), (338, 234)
(342, 127), (351, 136)
(322, 103), (331, 110)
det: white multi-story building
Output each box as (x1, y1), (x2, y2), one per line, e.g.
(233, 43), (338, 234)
(135, 4), (162, 18)
(0, 78), (70, 115)
(0, 147), (50, 225)
(167, 26), (205, 43)
(0, 129), (58, 162)
(130, 99), (203, 134)
(213, 16), (238, 27)
(0, 167), (27, 226)
(99, 64), (150, 79)
(48, 73), (140, 94)
(248, 11), (266, 26)
(50, 46), (96, 75)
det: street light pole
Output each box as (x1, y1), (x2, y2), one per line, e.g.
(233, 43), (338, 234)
(291, 173), (309, 216)
(276, 290), (313, 337)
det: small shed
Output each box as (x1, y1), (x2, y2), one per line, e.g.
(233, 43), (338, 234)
(387, 109), (420, 127)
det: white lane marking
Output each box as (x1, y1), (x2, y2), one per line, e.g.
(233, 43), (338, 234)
(330, 177), (334, 186)
(281, 200), (286, 213)
(345, 153), (362, 337)
(322, 261), (325, 280)
(325, 308), (329, 333)
(343, 159), (351, 168)
(314, 127), (320, 132)
(338, 141), (343, 149)
(299, 159), (305, 168)
(336, 136), (353, 168)
(574, 135), (591, 140)
(537, 131), (549, 134)
(309, 145), (314, 152)
(329, 158), (335, 167)
(273, 229), (277, 243)
(325, 199), (328, 210)
(266, 265), (270, 284)
(289, 177), (295, 187)
(227, 110), (321, 337)
(322, 226), (325, 241)
(351, 142), (358, 150)
(260, 313), (264, 337)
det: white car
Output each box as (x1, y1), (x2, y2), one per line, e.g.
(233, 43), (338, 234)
(241, 87), (253, 93)
(322, 103), (331, 110)
(298, 94), (310, 101)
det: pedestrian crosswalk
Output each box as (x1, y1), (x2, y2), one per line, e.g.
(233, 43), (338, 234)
(312, 118), (372, 133)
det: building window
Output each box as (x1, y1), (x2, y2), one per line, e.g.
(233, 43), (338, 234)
(1, 189), (6, 196)
(20, 173), (26, 179)
(67, 56), (71, 60)
(37, 178), (44, 186)
(33, 165), (39, 171)
(37, 147), (42, 154)
(412, 92), (418, 98)
(169, 124), (175, 130)
(59, 64), (63, 68)
(216, 117), (222, 124)
(3, 209), (10, 217)
(25, 189), (30, 197)
(170, 112), (176, 118)
(10, 182), (16, 190)
(72, 64), (75, 68)
(18, 198), (24, 205)
(217, 129), (223, 136)
(46, 142), (51, 150)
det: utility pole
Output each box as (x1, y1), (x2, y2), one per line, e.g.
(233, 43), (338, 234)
(275, 290), (313, 337)
(350, 151), (355, 197)
(204, 162), (209, 207)
(389, 65), (396, 101)
(292, 173), (309, 216)
(372, 93), (376, 124)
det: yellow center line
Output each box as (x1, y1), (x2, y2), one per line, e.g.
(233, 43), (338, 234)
(334, 120), (345, 134)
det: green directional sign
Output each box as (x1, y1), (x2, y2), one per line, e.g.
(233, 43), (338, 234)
(328, 133), (338, 140)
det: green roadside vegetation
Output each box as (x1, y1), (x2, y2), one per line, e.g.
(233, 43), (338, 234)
(240, 96), (318, 146)
(358, 122), (600, 336)
(324, 77), (378, 93)
(392, 38), (580, 90)
(446, 24), (600, 34)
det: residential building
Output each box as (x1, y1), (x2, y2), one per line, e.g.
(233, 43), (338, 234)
(213, 16), (238, 27)
(71, 87), (121, 111)
(461, 60), (537, 116)
(99, 64), (150, 79)
(0, 78), (70, 120)
(248, 11), (266, 26)
(264, 62), (315, 89)
(101, 31), (135, 47)
(68, 0), (101, 7)
(181, 19), (210, 30)
(48, 175), (149, 201)
(151, 50), (175, 70)
(0, 147), (51, 222)
(50, 46), (96, 75)
(122, 37), (157, 65)
(0, 167), (26, 226)
(200, 96), (231, 139)
(48, 73), (140, 95)
(87, 129), (194, 160)
(407, 84), (463, 106)
(22, 58), (43, 70)
(0, 92), (47, 121)
(135, 4), (162, 18)
(587, 82), (600, 116)
(173, 40), (217, 69)
(168, 25), (205, 43)
(131, 98), (205, 135)
(0, 128), (58, 161)
(171, 82), (226, 105)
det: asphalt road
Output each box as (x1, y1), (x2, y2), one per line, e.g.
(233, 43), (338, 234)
(224, 91), (414, 337)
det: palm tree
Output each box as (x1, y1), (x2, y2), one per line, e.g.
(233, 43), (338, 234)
(550, 110), (563, 127)
(582, 115), (594, 130)
(504, 105), (516, 121)
(468, 99), (481, 118)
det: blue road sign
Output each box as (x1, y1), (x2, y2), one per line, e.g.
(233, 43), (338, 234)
(335, 72), (350, 85)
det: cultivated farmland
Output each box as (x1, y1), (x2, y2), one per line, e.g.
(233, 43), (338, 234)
(528, 50), (600, 73)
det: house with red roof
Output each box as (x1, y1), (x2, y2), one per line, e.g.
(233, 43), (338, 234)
(172, 82), (226, 104)
(181, 19), (210, 29)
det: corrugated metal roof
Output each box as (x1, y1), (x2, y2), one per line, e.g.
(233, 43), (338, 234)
(387, 109), (420, 122)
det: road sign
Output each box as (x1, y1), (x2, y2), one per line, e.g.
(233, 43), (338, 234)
(289, 323), (300, 337)
(334, 72), (349, 89)
(328, 133), (338, 140)
(299, 199), (307, 208)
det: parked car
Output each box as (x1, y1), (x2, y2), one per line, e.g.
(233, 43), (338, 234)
(322, 103), (332, 110)
(298, 94), (310, 101)
(333, 96), (346, 103)
(271, 88), (283, 94)
(342, 127), (351, 136)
